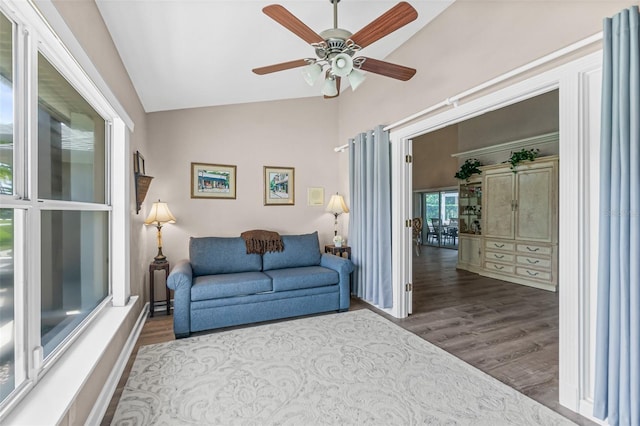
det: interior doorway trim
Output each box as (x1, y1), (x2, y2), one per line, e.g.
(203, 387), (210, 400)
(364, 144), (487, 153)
(388, 50), (603, 421)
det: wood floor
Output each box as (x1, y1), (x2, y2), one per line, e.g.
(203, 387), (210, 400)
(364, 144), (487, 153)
(102, 246), (594, 425)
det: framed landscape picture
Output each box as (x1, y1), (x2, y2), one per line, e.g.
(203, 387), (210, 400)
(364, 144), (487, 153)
(191, 162), (237, 199)
(264, 166), (294, 206)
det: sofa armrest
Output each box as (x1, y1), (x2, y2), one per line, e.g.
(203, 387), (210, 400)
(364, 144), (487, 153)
(321, 254), (354, 310)
(167, 259), (193, 290)
(167, 259), (193, 338)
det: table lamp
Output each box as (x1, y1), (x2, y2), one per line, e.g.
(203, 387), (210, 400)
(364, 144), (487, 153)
(144, 200), (176, 263)
(326, 193), (349, 237)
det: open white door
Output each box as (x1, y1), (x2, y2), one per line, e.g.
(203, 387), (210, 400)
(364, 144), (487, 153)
(389, 132), (413, 318)
(405, 138), (413, 315)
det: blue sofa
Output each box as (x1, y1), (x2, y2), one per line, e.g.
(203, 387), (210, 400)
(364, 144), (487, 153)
(166, 232), (353, 338)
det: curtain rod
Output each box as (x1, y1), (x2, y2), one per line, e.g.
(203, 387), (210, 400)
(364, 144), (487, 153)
(383, 31), (603, 132)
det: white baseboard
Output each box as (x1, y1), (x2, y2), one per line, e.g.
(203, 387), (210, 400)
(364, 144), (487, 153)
(86, 301), (149, 425)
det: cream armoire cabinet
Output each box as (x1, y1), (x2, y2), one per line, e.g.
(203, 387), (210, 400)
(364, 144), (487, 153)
(480, 155), (559, 291)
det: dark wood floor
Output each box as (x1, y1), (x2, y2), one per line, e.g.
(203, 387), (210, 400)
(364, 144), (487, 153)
(402, 247), (593, 425)
(102, 246), (593, 425)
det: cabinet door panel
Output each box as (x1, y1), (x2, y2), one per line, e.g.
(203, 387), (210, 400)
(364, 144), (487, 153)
(458, 235), (481, 267)
(515, 168), (554, 242)
(484, 173), (514, 239)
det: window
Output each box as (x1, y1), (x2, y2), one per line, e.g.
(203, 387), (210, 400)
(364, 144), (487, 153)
(420, 190), (459, 249)
(0, 9), (17, 404)
(0, 11), (12, 196)
(37, 52), (110, 357)
(0, 2), (126, 413)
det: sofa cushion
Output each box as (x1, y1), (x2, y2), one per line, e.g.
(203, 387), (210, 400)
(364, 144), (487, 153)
(264, 266), (339, 292)
(191, 272), (272, 301)
(190, 237), (262, 276)
(262, 232), (322, 271)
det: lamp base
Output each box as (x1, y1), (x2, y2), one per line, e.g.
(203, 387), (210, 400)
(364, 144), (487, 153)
(153, 247), (168, 264)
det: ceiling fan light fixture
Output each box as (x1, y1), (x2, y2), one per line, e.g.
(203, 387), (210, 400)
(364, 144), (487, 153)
(348, 67), (366, 91)
(321, 76), (338, 97)
(331, 53), (353, 78)
(254, 2), (419, 99)
(302, 63), (323, 86)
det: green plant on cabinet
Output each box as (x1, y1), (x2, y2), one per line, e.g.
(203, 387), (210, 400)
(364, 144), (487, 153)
(508, 148), (540, 172)
(455, 158), (482, 181)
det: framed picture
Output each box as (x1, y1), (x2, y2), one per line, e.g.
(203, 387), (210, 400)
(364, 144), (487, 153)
(307, 187), (324, 206)
(264, 166), (295, 205)
(191, 162), (237, 199)
(133, 150), (146, 175)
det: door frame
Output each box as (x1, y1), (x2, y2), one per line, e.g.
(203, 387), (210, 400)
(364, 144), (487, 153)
(389, 51), (603, 420)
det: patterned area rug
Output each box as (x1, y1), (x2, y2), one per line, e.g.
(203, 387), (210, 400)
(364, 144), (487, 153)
(112, 309), (575, 425)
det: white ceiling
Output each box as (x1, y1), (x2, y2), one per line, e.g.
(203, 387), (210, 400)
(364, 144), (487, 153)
(95, 0), (454, 112)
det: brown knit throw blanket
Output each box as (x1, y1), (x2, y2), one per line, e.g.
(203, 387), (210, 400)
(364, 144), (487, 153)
(241, 230), (284, 255)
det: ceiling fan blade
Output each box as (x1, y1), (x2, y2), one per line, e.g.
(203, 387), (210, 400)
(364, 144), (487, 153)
(349, 2), (418, 48)
(324, 76), (341, 99)
(252, 59), (308, 75)
(263, 4), (324, 45)
(358, 57), (416, 81)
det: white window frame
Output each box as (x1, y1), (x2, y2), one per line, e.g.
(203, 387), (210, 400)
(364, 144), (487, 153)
(0, 0), (132, 419)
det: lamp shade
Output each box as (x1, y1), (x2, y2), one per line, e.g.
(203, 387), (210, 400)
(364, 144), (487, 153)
(348, 68), (366, 91)
(321, 76), (338, 97)
(331, 53), (354, 78)
(302, 63), (323, 86)
(144, 200), (176, 226)
(326, 194), (349, 215)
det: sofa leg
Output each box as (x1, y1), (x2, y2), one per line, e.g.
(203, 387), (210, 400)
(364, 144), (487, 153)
(175, 332), (190, 339)
(338, 308), (348, 313)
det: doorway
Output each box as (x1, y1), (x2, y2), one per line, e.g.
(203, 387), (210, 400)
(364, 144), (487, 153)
(390, 51), (603, 420)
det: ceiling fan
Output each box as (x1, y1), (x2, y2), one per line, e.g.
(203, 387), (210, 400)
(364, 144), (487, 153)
(252, 0), (418, 98)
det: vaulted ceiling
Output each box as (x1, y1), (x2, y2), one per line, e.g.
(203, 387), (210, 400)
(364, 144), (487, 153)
(96, 1), (454, 112)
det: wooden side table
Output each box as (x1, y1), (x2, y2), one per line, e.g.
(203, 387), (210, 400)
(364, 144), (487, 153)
(325, 245), (351, 259)
(149, 261), (171, 317)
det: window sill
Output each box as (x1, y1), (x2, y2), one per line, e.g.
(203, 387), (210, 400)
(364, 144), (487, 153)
(3, 297), (138, 425)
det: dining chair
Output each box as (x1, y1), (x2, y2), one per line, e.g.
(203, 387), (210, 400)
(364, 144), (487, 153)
(430, 218), (442, 244)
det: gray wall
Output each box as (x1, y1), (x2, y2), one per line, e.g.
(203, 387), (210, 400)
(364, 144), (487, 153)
(412, 125), (459, 191)
(458, 90), (559, 152)
(145, 98), (342, 263)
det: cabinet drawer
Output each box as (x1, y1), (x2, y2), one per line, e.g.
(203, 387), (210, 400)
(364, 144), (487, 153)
(485, 261), (515, 274)
(516, 243), (552, 255)
(516, 255), (551, 269)
(485, 240), (515, 251)
(485, 251), (514, 263)
(516, 267), (552, 282)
